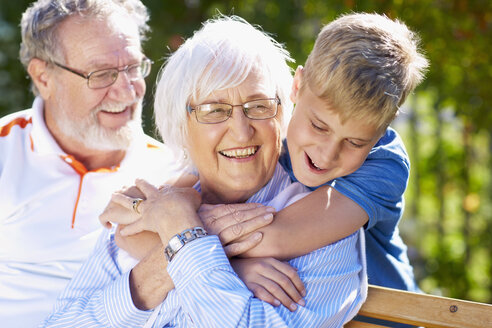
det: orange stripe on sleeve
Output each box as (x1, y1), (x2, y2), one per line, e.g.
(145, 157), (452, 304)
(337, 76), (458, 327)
(0, 117), (32, 137)
(146, 143), (158, 149)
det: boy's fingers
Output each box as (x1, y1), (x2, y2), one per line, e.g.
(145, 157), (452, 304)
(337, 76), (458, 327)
(247, 283), (280, 307)
(268, 260), (306, 302)
(252, 275), (298, 311)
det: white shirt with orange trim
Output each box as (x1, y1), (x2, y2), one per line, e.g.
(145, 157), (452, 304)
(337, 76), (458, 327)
(0, 97), (182, 327)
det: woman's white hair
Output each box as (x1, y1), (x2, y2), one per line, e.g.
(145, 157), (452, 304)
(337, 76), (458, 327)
(154, 15), (294, 169)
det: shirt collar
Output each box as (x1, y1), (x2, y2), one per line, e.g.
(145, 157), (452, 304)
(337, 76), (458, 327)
(193, 163), (291, 205)
(30, 96), (66, 156)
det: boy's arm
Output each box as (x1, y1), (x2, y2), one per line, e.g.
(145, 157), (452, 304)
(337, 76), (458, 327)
(231, 186), (368, 260)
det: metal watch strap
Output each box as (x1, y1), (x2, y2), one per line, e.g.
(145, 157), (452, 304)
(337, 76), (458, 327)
(164, 226), (208, 262)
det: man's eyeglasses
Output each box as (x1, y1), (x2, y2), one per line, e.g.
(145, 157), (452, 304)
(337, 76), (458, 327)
(187, 97), (281, 124)
(53, 58), (152, 89)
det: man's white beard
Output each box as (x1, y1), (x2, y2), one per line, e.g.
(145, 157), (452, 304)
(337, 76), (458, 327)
(55, 102), (142, 151)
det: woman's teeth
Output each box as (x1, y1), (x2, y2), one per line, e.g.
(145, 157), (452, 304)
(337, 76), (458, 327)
(220, 147), (258, 158)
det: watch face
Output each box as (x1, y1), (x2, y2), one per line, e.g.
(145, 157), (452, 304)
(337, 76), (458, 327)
(169, 236), (184, 250)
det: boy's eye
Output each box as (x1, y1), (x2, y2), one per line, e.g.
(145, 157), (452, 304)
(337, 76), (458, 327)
(347, 140), (365, 148)
(311, 122), (325, 131)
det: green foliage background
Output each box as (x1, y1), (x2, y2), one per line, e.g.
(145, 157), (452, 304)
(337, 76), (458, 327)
(1, 0), (491, 303)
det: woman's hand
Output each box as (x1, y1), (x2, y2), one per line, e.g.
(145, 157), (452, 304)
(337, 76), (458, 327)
(113, 179), (201, 240)
(99, 185), (145, 229)
(114, 225), (161, 260)
(230, 257), (306, 311)
(199, 203), (276, 257)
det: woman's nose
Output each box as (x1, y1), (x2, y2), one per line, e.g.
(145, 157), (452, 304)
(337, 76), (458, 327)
(227, 106), (254, 142)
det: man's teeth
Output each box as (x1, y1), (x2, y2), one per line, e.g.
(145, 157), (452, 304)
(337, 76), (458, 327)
(102, 107), (126, 113)
(220, 147), (257, 158)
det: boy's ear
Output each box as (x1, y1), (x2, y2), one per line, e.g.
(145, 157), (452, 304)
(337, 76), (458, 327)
(290, 66), (303, 103)
(27, 58), (52, 99)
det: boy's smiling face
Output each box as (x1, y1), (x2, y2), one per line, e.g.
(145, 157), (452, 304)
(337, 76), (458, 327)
(287, 68), (382, 187)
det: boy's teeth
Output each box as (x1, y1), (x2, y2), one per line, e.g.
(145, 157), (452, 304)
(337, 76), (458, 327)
(220, 147), (257, 158)
(310, 158), (322, 170)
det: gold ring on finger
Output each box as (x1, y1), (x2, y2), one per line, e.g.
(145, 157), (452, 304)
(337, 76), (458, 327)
(132, 198), (143, 214)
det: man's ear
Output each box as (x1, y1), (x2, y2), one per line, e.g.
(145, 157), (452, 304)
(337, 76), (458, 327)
(290, 65), (303, 103)
(27, 58), (52, 99)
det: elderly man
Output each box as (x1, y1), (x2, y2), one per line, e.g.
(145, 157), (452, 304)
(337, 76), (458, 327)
(0, 1), (181, 326)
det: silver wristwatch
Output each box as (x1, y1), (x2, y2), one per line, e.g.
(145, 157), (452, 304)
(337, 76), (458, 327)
(164, 227), (208, 262)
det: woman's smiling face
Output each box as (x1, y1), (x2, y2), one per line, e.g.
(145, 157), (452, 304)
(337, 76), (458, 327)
(186, 68), (282, 204)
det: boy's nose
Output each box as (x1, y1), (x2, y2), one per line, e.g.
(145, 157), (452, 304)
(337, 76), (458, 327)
(318, 139), (340, 165)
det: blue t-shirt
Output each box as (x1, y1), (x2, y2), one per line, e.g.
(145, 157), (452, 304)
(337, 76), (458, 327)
(279, 127), (418, 292)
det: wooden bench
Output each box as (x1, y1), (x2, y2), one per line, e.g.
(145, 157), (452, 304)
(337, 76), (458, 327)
(345, 285), (492, 328)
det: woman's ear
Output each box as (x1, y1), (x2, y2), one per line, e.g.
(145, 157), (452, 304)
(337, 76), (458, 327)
(27, 58), (52, 99)
(290, 65), (303, 103)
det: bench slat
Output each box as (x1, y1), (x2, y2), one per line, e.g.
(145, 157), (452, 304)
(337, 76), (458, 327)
(345, 321), (387, 328)
(346, 285), (492, 328)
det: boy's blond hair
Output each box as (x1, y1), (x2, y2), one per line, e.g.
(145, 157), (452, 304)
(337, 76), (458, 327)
(302, 13), (429, 131)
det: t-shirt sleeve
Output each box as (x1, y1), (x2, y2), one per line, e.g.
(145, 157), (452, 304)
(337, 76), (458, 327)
(330, 128), (410, 230)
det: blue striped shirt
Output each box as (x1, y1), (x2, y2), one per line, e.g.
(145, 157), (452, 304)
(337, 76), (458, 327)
(42, 164), (367, 327)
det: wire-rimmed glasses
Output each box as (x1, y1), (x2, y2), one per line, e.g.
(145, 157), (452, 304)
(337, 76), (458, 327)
(187, 97), (281, 124)
(53, 57), (152, 89)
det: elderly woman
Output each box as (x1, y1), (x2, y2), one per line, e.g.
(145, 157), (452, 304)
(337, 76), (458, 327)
(43, 16), (366, 327)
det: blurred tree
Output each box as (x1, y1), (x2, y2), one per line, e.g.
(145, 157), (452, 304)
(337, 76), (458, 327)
(0, 1), (34, 116)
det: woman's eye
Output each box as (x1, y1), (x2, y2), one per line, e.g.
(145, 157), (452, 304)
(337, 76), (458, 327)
(204, 108), (227, 116)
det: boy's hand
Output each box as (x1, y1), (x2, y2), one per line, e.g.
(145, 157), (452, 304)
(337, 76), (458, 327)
(230, 257), (306, 311)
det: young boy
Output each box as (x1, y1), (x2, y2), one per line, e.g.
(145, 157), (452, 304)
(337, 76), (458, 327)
(188, 14), (428, 306)
(276, 12), (429, 292)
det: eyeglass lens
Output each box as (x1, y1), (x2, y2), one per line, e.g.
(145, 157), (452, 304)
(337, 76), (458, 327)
(88, 59), (151, 89)
(194, 98), (278, 123)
